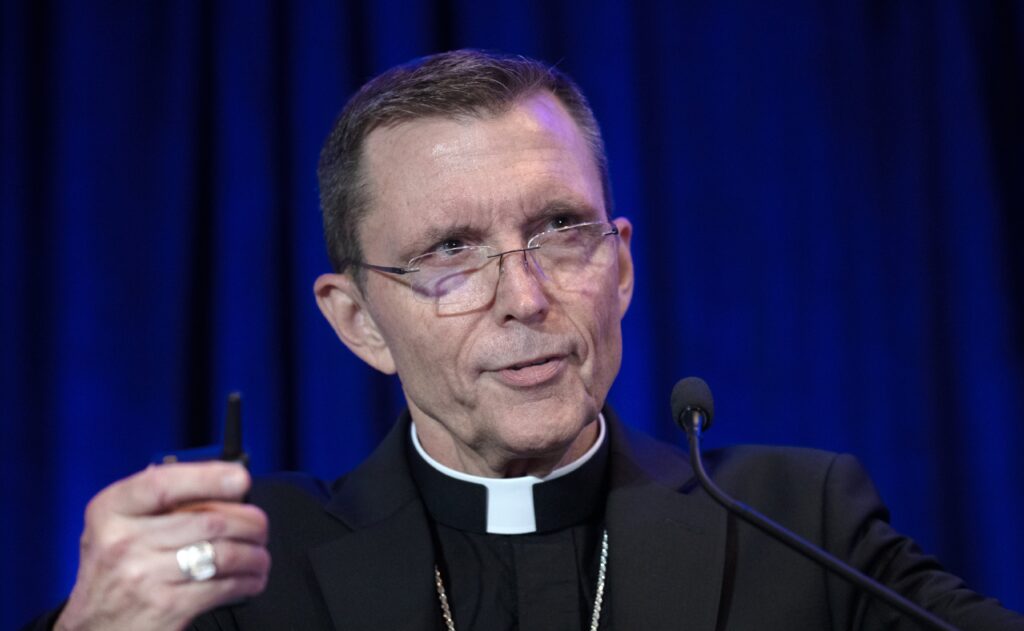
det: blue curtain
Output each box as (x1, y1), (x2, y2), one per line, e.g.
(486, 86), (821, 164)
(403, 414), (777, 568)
(3, 1), (1022, 626)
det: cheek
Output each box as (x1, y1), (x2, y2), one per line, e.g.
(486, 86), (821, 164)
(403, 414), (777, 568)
(372, 297), (477, 390)
(586, 298), (624, 401)
(389, 323), (457, 378)
(565, 276), (624, 372)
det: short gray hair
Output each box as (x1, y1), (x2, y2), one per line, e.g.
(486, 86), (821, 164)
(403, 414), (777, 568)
(316, 49), (613, 286)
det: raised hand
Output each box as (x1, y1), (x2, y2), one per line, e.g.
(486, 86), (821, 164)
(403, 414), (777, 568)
(55, 462), (270, 631)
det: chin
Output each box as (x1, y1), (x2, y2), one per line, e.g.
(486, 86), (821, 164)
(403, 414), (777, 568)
(489, 399), (597, 459)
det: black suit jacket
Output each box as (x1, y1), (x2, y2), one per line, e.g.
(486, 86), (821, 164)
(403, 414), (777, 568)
(183, 409), (1022, 630)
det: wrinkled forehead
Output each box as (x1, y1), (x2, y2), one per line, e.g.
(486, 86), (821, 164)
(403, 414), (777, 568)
(356, 93), (604, 254)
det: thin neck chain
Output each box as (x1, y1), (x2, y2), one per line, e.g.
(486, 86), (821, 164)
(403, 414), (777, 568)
(433, 528), (609, 631)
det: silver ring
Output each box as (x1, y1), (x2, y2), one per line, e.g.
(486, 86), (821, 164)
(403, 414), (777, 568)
(176, 540), (217, 581)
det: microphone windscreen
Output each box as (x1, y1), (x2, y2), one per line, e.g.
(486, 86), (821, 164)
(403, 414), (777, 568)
(671, 377), (715, 430)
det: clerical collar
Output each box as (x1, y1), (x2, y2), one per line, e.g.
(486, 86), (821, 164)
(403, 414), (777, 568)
(408, 415), (609, 535)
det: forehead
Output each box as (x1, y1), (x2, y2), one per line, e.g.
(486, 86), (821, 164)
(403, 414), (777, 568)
(358, 92), (603, 253)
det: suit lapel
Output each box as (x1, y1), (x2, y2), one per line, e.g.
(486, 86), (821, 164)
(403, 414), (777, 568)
(308, 414), (440, 631)
(605, 413), (727, 631)
(309, 500), (439, 630)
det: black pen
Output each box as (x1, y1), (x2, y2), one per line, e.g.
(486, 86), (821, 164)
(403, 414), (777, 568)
(158, 392), (249, 470)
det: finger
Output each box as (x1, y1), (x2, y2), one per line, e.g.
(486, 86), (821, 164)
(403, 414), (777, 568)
(176, 569), (270, 615)
(141, 502), (268, 548)
(95, 462), (250, 517)
(167, 540), (271, 584)
(133, 547), (270, 626)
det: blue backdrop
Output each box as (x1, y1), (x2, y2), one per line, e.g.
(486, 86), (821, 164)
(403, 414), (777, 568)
(3, 1), (1023, 627)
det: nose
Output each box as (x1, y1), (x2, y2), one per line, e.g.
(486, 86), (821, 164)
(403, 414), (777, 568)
(491, 250), (550, 323)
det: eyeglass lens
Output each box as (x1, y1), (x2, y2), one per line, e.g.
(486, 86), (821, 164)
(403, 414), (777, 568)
(409, 223), (617, 311)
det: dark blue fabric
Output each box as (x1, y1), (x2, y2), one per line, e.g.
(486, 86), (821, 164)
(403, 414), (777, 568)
(2, 1), (1022, 627)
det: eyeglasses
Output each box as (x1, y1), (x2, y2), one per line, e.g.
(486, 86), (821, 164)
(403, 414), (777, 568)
(353, 221), (620, 312)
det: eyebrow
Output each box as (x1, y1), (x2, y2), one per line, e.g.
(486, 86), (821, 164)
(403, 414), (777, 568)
(397, 221), (487, 262)
(532, 198), (604, 223)
(518, 199), (605, 236)
(395, 196), (604, 263)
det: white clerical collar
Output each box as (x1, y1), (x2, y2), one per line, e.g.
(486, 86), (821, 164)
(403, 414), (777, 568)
(410, 414), (607, 534)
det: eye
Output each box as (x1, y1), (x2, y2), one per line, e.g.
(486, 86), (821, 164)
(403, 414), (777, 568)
(546, 214), (582, 231)
(436, 238), (465, 253)
(422, 237), (475, 263)
(419, 237), (468, 257)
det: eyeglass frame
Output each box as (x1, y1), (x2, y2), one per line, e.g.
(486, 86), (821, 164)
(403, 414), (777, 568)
(346, 219), (620, 293)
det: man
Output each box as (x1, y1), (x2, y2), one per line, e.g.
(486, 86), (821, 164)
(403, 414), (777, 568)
(41, 50), (1023, 630)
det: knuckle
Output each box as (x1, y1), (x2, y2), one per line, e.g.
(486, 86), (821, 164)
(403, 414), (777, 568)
(250, 509), (270, 542)
(200, 511), (228, 537)
(251, 573), (270, 595)
(234, 575), (268, 597)
(83, 494), (111, 526)
(252, 506), (269, 530)
(104, 534), (135, 562)
(119, 557), (148, 584)
(83, 497), (100, 523)
(137, 467), (171, 508)
(214, 542), (236, 569)
(254, 546), (272, 575)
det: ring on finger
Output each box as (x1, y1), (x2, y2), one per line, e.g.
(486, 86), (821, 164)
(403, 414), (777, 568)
(176, 540), (217, 581)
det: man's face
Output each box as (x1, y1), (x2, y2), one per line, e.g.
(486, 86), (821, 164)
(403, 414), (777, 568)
(326, 92), (633, 474)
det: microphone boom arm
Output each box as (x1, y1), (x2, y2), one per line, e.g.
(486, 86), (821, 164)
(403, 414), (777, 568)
(682, 411), (960, 631)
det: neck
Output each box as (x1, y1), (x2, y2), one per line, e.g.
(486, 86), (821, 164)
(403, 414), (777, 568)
(409, 414), (609, 534)
(411, 415), (601, 478)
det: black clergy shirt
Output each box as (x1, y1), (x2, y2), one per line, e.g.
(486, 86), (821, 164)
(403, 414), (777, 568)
(407, 419), (611, 630)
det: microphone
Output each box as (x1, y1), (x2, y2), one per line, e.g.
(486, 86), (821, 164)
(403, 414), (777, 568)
(672, 376), (715, 435)
(671, 377), (960, 631)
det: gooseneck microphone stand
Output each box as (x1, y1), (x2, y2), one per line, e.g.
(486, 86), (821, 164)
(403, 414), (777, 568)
(675, 378), (960, 631)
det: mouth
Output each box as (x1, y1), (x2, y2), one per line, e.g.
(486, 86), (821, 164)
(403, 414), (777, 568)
(508, 356), (556, 370)
(494, 355), (566, 387)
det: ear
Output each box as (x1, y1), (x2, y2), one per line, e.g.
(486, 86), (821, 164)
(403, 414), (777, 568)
(314, 273), (397, 374)
(612, 217), (635, 318)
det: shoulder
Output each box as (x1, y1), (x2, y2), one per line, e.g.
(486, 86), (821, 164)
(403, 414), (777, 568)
(703, 445), (887, 527)
(605, 408), (867, 496)
(245, 471), (354, 545)
(705, 443), (848, 479)
(615, 415), (880, 519)
(248, 471), (334, 513)
(610, 410), (859, 490)
(249, 471), (334, 505)
(704, 444), (873, 492)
